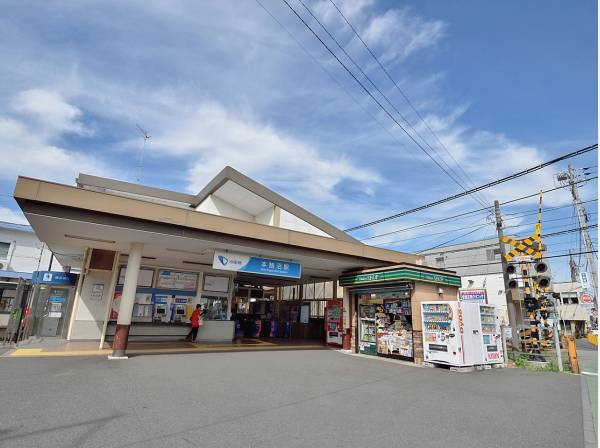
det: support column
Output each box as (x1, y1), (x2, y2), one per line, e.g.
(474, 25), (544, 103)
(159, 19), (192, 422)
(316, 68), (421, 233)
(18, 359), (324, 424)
(110, 242), (143, 359)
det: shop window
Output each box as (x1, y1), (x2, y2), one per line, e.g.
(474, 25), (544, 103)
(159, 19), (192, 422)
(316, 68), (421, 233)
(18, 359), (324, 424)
(0, 242), (10, 259)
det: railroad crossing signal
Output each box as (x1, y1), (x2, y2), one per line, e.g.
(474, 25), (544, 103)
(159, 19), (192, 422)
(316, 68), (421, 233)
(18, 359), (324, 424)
(502, 225), (542, 261)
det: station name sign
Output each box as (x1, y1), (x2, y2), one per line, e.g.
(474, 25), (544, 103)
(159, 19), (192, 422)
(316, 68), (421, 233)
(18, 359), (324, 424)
(212, 250), (301, 279)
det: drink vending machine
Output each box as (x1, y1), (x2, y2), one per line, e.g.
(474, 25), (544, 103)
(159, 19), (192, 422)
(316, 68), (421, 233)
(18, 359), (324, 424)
(477, 304), (504, 364)
(421, 301), (503, 367)
(325, 300), (343, 346)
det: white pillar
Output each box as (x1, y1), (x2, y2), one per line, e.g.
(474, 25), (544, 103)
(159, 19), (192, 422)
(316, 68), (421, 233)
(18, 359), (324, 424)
(110, 242), (143, 359)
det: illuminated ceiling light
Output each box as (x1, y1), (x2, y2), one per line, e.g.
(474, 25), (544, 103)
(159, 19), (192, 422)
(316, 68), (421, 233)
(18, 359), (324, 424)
(65, 234), (116, 244)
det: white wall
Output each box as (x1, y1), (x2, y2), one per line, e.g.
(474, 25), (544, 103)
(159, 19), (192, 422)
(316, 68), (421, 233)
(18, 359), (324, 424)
(70, 269), (115, 340)
(279, 209), (332, 238)
(460, 274), (509, 325)
(196, 195), (254, 222)
(0, 226), (57, 273)
(254, 207), (274, 225)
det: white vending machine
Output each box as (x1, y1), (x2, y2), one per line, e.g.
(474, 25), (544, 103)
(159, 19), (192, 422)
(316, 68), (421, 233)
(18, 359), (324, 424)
(476, 304), (504, 365)
(421, 301), (482, 367)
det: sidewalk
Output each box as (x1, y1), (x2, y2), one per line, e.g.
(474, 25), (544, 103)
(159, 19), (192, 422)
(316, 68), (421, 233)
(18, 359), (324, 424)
(1, 338), (326, 358)
(576, 338), (597, 447)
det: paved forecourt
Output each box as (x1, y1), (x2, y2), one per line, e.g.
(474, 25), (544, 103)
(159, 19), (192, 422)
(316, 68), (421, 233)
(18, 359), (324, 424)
(0, 350), (583, 448)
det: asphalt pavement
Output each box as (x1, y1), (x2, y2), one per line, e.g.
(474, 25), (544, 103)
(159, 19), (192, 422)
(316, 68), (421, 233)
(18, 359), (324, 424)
(0, 350), (584, 448)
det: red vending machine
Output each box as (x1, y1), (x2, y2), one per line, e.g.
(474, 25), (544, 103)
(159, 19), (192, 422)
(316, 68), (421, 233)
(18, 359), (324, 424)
(325, 300), (343, 346)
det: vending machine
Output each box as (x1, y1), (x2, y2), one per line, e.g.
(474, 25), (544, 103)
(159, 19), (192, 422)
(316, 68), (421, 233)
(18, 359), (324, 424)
(325, 300), (343, 346)
(358, 302), (377, 356)
(421, 301), (481, 367)
(477, 304), (504, 364)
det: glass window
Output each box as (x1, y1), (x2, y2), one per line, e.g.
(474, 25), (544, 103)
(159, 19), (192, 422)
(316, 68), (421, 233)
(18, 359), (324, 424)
(0, 242), (10, 259)
(0, 288), (16, 313)
(199, 296), (228, 320)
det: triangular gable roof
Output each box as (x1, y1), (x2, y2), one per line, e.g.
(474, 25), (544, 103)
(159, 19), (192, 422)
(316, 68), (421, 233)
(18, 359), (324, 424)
(192, 166), (359, 244)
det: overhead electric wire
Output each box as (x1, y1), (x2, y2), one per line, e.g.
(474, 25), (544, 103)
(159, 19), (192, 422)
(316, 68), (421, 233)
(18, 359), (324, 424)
(374, 212), (595, 248)
(344, 144), (598, 232)
(411, 224), (598, 256)
(280, 0), (493, 209)
(361, 176), (597, 241)
(443, 250), (598, 271)
(296, 0), (488, 209)
(344, 143), (597, 232)
(254, 0), (424, 163)
(327, 0), (490, 207)
(416, 225), (489, 253)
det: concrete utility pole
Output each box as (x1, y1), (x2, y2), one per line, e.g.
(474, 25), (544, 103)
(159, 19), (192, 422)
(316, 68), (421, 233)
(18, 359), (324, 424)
(557, 165), (597, 298)
(495, 200), (520, 349)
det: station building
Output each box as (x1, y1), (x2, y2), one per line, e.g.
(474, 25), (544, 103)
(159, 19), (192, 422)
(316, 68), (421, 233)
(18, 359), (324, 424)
(13, 167), (460, 362)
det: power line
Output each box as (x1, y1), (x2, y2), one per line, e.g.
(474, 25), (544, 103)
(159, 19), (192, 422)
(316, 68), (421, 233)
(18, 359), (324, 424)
(327, 0), (490, 207)
(280, 0), (492, 209)
(254, 0), (423, 165)
(344, 144), (597, 232)
(443, 250), (598, 271)
(416, 225), (489, 253)
(296, 0), (488, 209)
(376, 212), (595, 248)
(361, 176), (597, 241)
(414, 224), (598, 256)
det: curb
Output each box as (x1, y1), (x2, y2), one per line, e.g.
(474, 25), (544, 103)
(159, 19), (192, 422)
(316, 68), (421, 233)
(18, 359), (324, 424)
(580, 373), (597, 448)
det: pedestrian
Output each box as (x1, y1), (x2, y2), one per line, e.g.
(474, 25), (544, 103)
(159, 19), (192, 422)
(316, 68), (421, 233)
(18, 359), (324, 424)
(185, 304), (203, 342)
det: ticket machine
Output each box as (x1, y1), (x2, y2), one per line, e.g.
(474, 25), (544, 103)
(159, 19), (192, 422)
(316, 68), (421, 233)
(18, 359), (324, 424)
(171, 296), (192, 323)
(153, 295), (172, 323)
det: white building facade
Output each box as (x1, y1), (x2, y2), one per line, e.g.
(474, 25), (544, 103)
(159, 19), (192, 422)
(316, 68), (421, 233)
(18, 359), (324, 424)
(421, 238), (514, 324)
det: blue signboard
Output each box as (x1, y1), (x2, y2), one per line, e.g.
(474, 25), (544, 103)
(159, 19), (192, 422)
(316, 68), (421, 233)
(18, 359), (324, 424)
(213, 250), (301, 279)
(32, 271), (78, 286)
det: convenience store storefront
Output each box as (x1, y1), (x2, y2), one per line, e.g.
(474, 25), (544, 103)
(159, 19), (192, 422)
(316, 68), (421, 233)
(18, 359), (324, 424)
(13, 169), (421, 357)
(339, 265), (461, 364)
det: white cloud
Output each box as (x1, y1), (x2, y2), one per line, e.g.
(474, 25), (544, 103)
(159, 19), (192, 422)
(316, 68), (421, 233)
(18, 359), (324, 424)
(0, 89), (114, 184)
(361, 7), (446, 64)
(151, 101), (380, 201)
(12, 88), (89, 137)
(0, 206), (28, 224)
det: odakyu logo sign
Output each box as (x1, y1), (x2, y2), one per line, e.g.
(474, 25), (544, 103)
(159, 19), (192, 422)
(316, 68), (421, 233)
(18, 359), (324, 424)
(212, 250), (301, 279)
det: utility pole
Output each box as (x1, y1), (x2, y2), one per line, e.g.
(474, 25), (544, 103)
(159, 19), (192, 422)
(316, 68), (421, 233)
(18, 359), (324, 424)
(495, 200), (520, 349)
(568, 251), (579, 283)
(557, 165), (597, 299)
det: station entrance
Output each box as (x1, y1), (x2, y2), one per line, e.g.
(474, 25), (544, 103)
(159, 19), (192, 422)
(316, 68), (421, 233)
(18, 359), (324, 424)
(231, 283), (329, 342)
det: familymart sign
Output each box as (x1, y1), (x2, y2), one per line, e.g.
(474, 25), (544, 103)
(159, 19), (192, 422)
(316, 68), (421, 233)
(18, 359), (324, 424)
(339, 268), (461, 287)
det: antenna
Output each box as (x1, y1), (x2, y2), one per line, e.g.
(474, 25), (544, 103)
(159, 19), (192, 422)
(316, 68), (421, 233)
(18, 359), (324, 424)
(135, 124), (151, 183)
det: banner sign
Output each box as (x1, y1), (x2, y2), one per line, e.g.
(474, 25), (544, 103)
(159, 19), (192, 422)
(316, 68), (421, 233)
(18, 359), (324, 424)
(339, 268), (460, 287)
(32, 271), (78, 286)
(458, 289), (488, 304)
(156, 270), (198, 290)
(212, 250), (301, 279)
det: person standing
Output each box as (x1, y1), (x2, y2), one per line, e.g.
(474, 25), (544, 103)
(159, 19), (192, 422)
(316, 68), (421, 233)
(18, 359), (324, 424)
(186, 304), (203, 342)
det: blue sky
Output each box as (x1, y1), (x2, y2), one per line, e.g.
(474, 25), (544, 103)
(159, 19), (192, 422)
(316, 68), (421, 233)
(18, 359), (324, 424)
(0, 0), (597, 280)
